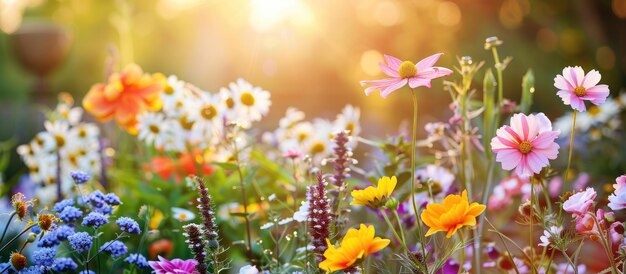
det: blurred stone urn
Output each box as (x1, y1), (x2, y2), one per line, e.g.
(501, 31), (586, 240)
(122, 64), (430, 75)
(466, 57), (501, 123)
(11, 21), (71, 105)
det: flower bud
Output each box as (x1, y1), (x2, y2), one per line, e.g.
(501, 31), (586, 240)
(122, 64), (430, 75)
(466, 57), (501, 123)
(10, 253), (27, 271)
(384, 197), (399, 211)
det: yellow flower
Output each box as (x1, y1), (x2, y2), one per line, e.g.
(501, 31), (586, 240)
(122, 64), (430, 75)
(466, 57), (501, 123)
(350, 176), (397, 209)
(421, 190), (486, 238)
(319, 224), (390, 273)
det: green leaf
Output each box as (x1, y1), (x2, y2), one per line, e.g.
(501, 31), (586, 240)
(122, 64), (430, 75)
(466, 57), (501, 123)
(211, 162), (238, 171)
(483, 69), (496, 157)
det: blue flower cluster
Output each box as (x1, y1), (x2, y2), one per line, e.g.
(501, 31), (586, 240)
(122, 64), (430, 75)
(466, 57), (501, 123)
(68, 232), (93, 253)
(53, 198), (74, 212)
(19, 266), (45, 274)
(116, 217), (141, 234)
(81, 212), (109, 228)
(99, 240), (128, 257)
(52, 258), (78, 272)
(32, 247), (56, 267)
(124, 253), (150, 268)
(70, 170), (91, 184)
(59, 206), (84, 222)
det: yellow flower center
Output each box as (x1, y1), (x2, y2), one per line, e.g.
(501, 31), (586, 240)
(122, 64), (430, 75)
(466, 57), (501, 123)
(78, 128), (87, 138)
(398, 61), (418, 79)
(149, 124), (160, 134)
(178, 213), (187, 220)
(178, 115), (195, 130)
(54, 135), (65, 148)
(298, 132), (309, 142)
(518, 141), (532, 154)
(346, 122), (355, 134)
(310, 142), (325, 154)
(573, 86), (586, 97)
(588, 106), (600, 116)
(200, 105), (217, 120)
(164, 84), (175, 95)
(240, 92), (255, 106)
(226, 98), (235, 109)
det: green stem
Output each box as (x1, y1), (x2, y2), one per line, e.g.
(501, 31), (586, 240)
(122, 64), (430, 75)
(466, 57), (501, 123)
(592, 215), (618, 274)
(380, 210), (409, 253)
(564, 111), (577, 189)
(0, 211), (16, 244)
(233, 140), (255, 264)
(457, 233), (466, 274)
(491, 47), (504, 108)
(392, 209), (406, 244)
(0, 223), (36, 254)
(409, 89), (428, 273)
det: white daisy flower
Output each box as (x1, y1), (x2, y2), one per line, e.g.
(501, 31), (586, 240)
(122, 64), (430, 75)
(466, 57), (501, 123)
(137, 112), (171, 149)
(334, 104), (361, 138)
(54, 104), (83, 126)
(188, 91), (224, 140)
(44, 120), (71, 150)
(227, 78), (271, 127)
(161, 75), (191, 118)
(239, 264), (260, 274)
(172, 207), (196, 221)
(303, 119), (334, 161)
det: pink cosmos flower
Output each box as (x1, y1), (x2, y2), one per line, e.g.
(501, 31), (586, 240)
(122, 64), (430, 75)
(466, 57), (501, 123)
(360, 53), (453, 98)
(563, 188), (596, 216)
(554, 66), (610, 112)
(490, 113), (560, 177)
(149, 256), (199, 274)
(488, 175), (530, 210)
(607, 175), (626, 211)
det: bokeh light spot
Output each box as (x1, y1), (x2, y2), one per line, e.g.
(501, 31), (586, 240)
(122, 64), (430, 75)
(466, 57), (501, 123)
(373, 1), (403, 27)
(596, 46), (615, 70)
(437, 1), (461, 26)
(360, 50), (383, 76)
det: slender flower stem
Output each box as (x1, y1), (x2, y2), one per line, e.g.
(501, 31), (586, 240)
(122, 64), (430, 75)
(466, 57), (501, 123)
(392, 210), (406, 244)
(529, 175), (535, 274)
(0, 211), (16, 244)
(233, 139), (255, 264)
(0, 224), (36, 254)
(591, 215), (618, 274)
(458, 233), (466, 274)
(380, 210), (409, 253)
(291, 159), (299, 212)
(409, 89), (428, 272)
(564, 111), (577, 189)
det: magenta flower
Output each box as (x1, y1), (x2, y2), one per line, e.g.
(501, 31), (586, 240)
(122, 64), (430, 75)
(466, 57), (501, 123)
(149, 256), (199, 274)
(608, 175), (626, 211)
(563, 188), (596, 216)
(490, 113), (560, 177)
(554, 66), (610, 112)
(360, 53), (453, 98)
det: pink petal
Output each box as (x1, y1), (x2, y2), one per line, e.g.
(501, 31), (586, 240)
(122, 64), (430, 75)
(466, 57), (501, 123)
(556, 90), (573, 105)
(509, 114), (527, 141)
(417, 67), (453, 79)
(379, 62), (399, 77)
(582, 85), (610, 105)
(566, 66), (585, 87)
(527, 151), (548, 174)
(531, 131), (559, 149)
(490, 134), (515, 151)
(384, 54), (402, 70)
(569, 94), (586, 112)
(361, 78), (401, 96)
(408, 77), (431, 88)
(533, 113), (554, 133)
(554, 75), (574, 91)
(533, 143), (560, 159)
(582, 69), (601, 89)
(496, 148), (522, 170)
(380, 78), (407, 98)
(416, 53), (443, 71)
(495, 136), (519, 150)
(515, 155), (531, 177)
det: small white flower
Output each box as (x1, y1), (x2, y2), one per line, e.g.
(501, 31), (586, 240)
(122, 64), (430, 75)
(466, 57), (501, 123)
(268, 194), (276, 201)
(260, 222), (274, 230)
(239, 264), (259, 274)
(172, 207), (196, 221)
(226, 78), (271, 128)
(538, 226), (563, 247)
(293, 201), (309, 222)
(278, 217), (293, 225)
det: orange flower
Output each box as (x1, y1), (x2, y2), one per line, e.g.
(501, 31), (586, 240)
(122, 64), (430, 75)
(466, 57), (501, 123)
(421, 190), (486, 238)
(83, 64), (163, 134)
(149, 239), (173, 259)
(149, 150), (214, 182)
(319, 224), (389, 273)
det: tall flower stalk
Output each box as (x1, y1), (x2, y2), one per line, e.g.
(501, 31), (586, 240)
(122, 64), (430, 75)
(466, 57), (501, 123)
(183, 224), (208, 274)
(307, 172), (332, 262)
